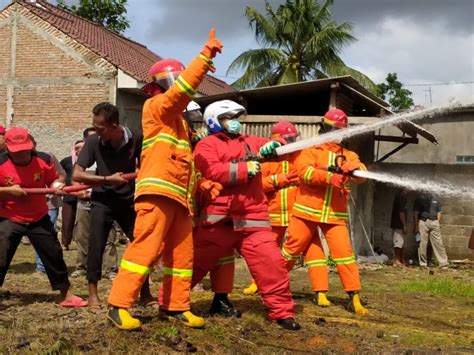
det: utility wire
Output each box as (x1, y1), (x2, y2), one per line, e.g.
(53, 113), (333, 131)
(403, 81), (474, 87)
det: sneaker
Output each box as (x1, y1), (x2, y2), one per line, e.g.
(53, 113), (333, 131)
(107, 307), (141, 330)
(159, 309), (205, 328)
(209, 294), (241, 318)
(277, 318), (301, 330)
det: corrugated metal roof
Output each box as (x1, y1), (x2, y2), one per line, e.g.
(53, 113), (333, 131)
(195, 77), (438, 144)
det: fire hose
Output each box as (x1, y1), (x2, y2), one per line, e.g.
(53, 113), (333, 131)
(22, 172), (138, 195)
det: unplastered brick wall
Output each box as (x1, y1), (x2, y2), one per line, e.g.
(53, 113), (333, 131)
(0, 88), (6, 120)
(15, 23), (97, 78)
(0, 26), (11, 78)
(0, 5), (117, 158)
(439, 201), (474, 259)
(13, 84), (109, 158)
(373, 163), (474, 260)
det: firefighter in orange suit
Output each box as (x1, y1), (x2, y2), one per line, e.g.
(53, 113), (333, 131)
(107, 29), (223, 330)
(281, 109), (369, 316)
(243, 121), (299, 296)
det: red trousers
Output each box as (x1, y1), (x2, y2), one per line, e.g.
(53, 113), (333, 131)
(282, 216), (361, 292)
(109, 196), (193, 311)
(193, 223), (295, 321)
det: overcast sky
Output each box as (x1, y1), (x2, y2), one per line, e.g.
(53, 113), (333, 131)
(2, 0), (473, 106)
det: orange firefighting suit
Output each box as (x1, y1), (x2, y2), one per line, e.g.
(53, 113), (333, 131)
(108, 54), (215, 311)
(281, 143), (366, 292)
(263, 155), (299, 243)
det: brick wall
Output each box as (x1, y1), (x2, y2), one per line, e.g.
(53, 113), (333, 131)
(373, 163), (474, 261)
(15, 23), (96, 78)
(0, 8), (114, 158)
(13, 84), (109, 158)
(0, 26), (11, 79)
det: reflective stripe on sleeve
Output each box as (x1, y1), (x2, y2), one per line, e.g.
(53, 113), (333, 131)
(304, 167), (315, 184)
(175, 76), (197, 97)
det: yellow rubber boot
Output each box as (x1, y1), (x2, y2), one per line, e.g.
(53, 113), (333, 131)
(316, 292), (331, 307)
(351, 293), (369, 316)
(107, 307), (141, 330)
(160, 310), (205, 328)
(243, 282), (258, 296)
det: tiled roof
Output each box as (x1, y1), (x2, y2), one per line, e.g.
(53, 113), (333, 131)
(15, 0), (235, 96)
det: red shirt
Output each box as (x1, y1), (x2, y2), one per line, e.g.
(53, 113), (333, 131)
(0, 152), (58, 223)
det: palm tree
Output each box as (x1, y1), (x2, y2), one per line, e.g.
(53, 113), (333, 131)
(227, 0), (376, 92)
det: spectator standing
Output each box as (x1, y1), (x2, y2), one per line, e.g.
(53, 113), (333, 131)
(0, 127), (86, 307)
(414, 194), (449, 268)
(73, 102), (152, 311)
(71, 141), (118, 280)
(391, 189), (408, 267)
(59, 140), (83, 250)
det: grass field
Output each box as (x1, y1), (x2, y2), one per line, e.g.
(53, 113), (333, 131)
(1, 243), (473, 353)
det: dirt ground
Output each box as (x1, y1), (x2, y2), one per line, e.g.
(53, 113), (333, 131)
(1, 243), (473, 354)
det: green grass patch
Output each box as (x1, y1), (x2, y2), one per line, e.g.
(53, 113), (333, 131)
(398, 277), (474, 297)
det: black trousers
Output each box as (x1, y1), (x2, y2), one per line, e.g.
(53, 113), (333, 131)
(0, 215), (70, 291)
(87, 201), (135, 282)
(61, 200), (77, 247)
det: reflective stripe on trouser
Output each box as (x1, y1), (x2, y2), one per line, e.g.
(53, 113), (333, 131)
(318, 223), (360, 292)
(284, 216), (361, 292)
(305, 237), (329, 292)
(210, 253), (235, 294)
(192, 223), (294, 320)
(108, 196), (193, 310)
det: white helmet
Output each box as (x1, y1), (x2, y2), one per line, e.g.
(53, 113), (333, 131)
(203, 100), (246, 133)
(183, 100), (202, 122)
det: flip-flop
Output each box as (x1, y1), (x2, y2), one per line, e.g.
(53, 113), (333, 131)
(59, 295), (88, 308)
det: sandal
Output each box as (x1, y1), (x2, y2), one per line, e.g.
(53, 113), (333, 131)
(59, 295), (88, 308)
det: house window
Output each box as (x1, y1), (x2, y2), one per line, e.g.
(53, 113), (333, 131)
(456, 155), (474, 164)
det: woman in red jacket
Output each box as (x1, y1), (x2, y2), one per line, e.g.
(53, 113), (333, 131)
(192, 100), (300, 330)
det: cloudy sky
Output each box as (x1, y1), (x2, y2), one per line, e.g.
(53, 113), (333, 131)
(2, 0), (473, 106)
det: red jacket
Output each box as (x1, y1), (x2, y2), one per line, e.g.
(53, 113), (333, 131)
(194, 133), (274, 231)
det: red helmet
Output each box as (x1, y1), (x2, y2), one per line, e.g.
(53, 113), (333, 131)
(142, 58), (185, 96)
(271, 121), (299, 143)
(322, 108), (348, 129)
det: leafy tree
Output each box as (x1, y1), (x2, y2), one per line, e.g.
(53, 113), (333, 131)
(227, 0), (376, 92)
(376, 73), (414, 110)
(56, 0), (130, 34)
